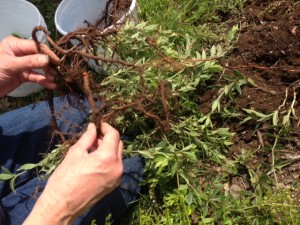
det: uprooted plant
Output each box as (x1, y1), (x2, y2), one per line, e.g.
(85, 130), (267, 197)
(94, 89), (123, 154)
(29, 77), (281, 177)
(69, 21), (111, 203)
(30, 0), (226, 146)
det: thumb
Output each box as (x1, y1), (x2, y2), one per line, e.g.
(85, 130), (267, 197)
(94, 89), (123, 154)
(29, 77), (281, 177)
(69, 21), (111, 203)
(13, 54), (50, 71)
(74, 123), (98, 152)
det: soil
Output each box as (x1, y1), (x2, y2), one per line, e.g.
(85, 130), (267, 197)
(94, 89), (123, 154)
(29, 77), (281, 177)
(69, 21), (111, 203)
(200, 0), (300, 195)
(228, 0), (300, 151)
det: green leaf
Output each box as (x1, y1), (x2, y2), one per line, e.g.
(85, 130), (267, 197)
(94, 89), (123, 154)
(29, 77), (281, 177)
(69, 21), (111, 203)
(272, 111), (278, 125)
(188, 131), (200, 137)
(201, 217), (215, 224)
(170, 163), (178, 177)
(240, 116), (253, 124)
(247, 77), (256, 86)
(202, 49), (207, 59)
(185, 192), (193, 205)
(1, 166), (12, 174)
(216, 44), (223, 57)
(157, 141), (167, 148)
(0, 173), (15, 181)
(211, 100), (219, 112)
(239, 190), (255, 196)
(236, 84), (242, 94)
(183, 152), (197, 161)
(198, 115), (208, 123)
(227, 25), (239, 43)
(232, 70), (244, 79)
(137, 150), (154, 159)
(282, 114), (290, 126)
(224, 83), (234, 95)
(210, 45), (216, 56)
(10, 176), (18, 192)
(178, 184), (188, 191)
(180, 172), (190, 185)
(242, 108), (268, 118)
(17, 163), (37, 171)
(204, 116), (212, 127)
(154, 158), (168, 169)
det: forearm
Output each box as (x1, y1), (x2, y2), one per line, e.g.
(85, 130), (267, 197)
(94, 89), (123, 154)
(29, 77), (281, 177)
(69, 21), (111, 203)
(23, 192), (74, 225)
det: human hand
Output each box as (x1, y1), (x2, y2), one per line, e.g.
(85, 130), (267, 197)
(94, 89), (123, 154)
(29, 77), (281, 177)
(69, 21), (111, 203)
(23, 123), (124, 225)
(0, 36), (57, 97)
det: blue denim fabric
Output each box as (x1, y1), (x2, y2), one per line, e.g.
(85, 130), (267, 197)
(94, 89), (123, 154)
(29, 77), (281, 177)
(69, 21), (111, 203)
(0, 97), (144, 225)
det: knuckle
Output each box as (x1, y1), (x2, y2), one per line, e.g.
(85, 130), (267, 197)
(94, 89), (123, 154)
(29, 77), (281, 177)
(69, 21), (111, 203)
(29, 55), (38, 68)
(110, 166), (123, 184)
(111, 129), (120, 140)
(103, 156), (119, 167)
(115, 163), (124, 178)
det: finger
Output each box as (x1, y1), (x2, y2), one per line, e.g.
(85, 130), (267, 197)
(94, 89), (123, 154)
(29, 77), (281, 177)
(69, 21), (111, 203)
(13, 54), (50, 71)
(45, 73), (54, 83)
(4, 36), (40, 55)
(96, 123), (120, 157)
(40, 44), (60, 65)
(4, 36), (60, 65)
(44, 66), (58, 78)
(74, 123), (98, 152)
(44, 67), (58, 83)
(27, 72), (57, 89)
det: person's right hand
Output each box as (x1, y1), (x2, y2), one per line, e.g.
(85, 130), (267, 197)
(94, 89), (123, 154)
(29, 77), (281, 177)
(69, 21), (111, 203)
(23, 122), (124, 225)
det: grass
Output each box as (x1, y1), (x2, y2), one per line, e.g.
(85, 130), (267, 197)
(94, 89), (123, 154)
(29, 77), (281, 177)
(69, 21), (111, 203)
(28, 0), (61, 38)
(138, 0), (243, 46)
(2, 0), (300, 224)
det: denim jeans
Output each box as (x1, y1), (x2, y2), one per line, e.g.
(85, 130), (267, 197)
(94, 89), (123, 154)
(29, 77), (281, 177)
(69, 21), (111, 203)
(0, 97), (144, 225)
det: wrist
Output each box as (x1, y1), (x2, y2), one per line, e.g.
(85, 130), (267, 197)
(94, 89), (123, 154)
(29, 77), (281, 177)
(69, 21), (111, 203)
(23, 191), (74, 225)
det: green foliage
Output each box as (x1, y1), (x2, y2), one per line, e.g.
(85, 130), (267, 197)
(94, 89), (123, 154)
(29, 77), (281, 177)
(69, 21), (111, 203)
(211, 70), (254, 113)
(138, 0), (245, 45)
(0, 144), (66, 191)
(138, 186), (193, 225)
(91, 220), (97, 225)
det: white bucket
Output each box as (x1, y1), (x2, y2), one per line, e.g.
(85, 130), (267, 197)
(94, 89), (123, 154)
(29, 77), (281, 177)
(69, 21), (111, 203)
(55, 0), (137, 72)
(55, 0), (137, 36)
(0, 0), (48, 97)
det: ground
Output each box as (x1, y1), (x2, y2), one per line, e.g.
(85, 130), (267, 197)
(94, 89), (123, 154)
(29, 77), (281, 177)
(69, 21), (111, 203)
(200, 0), (300, 198)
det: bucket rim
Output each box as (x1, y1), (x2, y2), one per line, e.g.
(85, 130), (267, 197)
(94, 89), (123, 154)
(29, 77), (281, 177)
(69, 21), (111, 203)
(54, 0), (137, 36)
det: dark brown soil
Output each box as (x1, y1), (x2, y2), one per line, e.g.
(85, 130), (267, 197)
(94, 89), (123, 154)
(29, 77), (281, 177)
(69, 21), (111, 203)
(201, 0), (300, 193)
(229, 0), (300, 151)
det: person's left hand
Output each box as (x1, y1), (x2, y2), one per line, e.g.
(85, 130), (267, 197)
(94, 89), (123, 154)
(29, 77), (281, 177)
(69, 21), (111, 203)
(0, 36), (57, 97)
